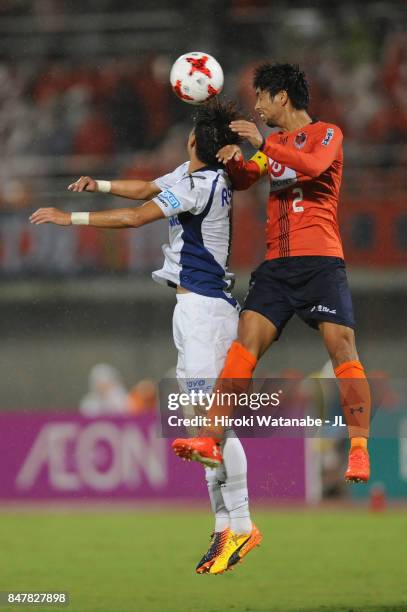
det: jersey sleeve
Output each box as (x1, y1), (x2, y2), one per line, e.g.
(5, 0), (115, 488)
(226, 151), (267, 191)
(154, 161), (189, 190)
(261, 125), (343, 178)
(152, 176), (206, 218)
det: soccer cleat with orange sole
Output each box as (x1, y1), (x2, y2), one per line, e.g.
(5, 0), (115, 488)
(227, 523), (263, 569)
(196, 528), (230, 574)
(209, 524), (263, 575)
(171, 437), (222, 468)
(345, 446), (370, 483)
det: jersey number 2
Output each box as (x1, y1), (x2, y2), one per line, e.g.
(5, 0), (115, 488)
(292, 187), (304, 213)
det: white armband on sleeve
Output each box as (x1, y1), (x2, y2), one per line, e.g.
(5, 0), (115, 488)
(71, 212), (90, 225)
(96, 180), (111, 193)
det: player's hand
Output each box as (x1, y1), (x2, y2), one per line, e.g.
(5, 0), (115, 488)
(216, 144), (243, 164)
(229, 120), (263, 149)
(68, 176), (97, 192)
(29, 207), (71, 226)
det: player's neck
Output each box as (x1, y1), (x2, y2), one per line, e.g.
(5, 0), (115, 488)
(279, 109), (312, 133)
(188, 155), (208, 173)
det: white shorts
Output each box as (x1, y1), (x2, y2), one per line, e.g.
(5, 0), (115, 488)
(173, 292), (238, 393)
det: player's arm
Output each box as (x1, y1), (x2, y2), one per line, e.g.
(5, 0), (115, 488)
(29, 201), (165, 228)
(260, 127), (342, 178)
(216, 144), (267, 191)
(67, 176), (161, 201)
(230, 120), (343, 178)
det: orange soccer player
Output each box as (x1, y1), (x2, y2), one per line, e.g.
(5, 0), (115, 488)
(173, 62), (371, 484)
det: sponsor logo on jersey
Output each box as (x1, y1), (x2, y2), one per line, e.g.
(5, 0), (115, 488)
(267, 157), (298, 192)
(158, 190), (181, 209)
(268, 158), (286, 177)
(322, 128), (334, 146)
(294, 132), (307, 149)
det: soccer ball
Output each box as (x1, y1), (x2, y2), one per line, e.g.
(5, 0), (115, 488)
(170, 52), (224, 105)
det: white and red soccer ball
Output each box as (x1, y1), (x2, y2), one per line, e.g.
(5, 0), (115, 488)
(170, 52), (224, 105)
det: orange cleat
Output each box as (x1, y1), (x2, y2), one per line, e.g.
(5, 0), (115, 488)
(345, 446), (370, 483)
(172, 437), (222, 468)
(226, 523), (263, 570)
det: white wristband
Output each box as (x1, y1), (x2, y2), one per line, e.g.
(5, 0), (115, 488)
(96, 180), (111, 193)
(71, 212), (90, 225)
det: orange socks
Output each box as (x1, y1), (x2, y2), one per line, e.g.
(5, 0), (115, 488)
(219, 340), (258, 379)
(351, 436), (368, 450)
(334, 360), (371, 440)
(206, 341), (257, 437)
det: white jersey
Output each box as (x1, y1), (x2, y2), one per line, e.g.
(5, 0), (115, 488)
(152, 161), (237, 307)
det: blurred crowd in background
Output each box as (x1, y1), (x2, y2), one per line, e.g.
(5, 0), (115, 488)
(1, 0), (407, 274)
(79, 363), (158, 417)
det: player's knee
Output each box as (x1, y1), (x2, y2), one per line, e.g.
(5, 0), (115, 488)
(326, 327), (358, 368)
(237, 310), (276, 358)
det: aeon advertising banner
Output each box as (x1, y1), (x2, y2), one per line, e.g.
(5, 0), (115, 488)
(0, 413), (305, 501)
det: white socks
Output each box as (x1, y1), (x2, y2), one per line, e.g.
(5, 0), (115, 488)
(221, 434), (252, 535)
(205, 466), (229, 532)
(204, 431), (252, 535)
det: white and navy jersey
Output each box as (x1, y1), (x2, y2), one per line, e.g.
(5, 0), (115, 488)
(152, 161), (237, 307)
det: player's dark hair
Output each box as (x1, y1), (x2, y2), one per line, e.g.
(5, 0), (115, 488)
(253, 63), (309, 110)
(192, 100), (243, 166)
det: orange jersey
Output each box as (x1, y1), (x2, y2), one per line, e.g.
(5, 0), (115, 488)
(227, 121), (344, 260)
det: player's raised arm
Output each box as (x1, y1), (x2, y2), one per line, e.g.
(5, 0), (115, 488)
(216, 144), (267, 191)
(260, 125), (342, 178)
(67, 176), (161, 201)
(29, 201), (165, 228)
(230, 120), (343, 179)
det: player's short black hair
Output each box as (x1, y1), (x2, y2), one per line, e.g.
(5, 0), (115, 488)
(253, 63), (309, 110)
(192, 100), (243, 166)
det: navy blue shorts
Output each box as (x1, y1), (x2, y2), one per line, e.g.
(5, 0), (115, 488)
(243, 256), (355, 338)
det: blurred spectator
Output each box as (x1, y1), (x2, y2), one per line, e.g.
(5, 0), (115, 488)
(128, 379), (158, 415)
(73, 107), (115, 157)
(80, 363), (131, 416)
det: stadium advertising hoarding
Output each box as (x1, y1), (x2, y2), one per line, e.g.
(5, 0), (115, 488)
(0, 413), (305, 501)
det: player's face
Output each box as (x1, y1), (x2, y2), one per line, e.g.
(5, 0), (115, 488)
(255, 89), (286, 127)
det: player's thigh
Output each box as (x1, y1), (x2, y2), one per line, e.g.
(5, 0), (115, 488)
(172, 299), (186, 382)
(178, 293), (238, 382)
(291, 257), (355, 331)
(240, 260), (293, 357)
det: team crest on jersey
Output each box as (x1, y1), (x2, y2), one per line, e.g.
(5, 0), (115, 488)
(294, 132), (307, 149)
(322, 128), (334, 146)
